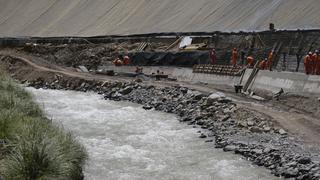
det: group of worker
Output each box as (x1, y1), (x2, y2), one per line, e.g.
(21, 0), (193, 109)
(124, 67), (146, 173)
(113, 55), (131, 66)
(114, 49), (319, 75)
(303, 50), (320, 75)
(259, 50), (275, 70)
(231, 48), (275, 70)
(210, 48), (275, 70)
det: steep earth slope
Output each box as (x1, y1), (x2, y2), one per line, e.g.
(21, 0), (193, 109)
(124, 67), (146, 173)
(0, 0), (319, 37)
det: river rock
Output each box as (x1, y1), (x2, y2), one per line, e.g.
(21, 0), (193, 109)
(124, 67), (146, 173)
(282, 167), (299, 178)
(250, 127), (262, 133)
(251, 149), (263, 155)
(206, 92), (226, 105)
(247, 119), (255, 126)
(142, 105), (153, 110)
(208, 92), (226, 100)
(219, 115), (230, 121)
(223, 145), (238, 152)
(278, 128), (287, 135)
(135, 78), (142, 83)
(298, 157), (311, 164)
(263, 126), (271, 132)
(180, 87), (188, 94)
(199, 133), (207, 138)
(238, 121), (248, 127)
(119, 86), (133, 95)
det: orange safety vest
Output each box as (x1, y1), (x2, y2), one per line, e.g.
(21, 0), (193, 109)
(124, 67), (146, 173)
(123, 57), (131, 65)
(267, 52), (274, 68)
(232, 50), (238, 66)
(247, 56), (254, 67)
(304, 55), (312, 74)
(316, 54), (320, 75)
(311, 53), (317, 74)
(259, 60), (267, 70)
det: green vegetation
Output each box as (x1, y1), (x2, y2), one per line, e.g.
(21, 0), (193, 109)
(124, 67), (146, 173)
(0, 71), (87, 179)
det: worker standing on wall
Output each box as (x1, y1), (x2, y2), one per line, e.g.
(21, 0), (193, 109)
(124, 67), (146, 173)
(311, 50), (318, 74)
(231, 48), (238, 67)
(123, 55), (131, 65)
(113, 55), (124, 66)
(304, 52), (312, 75)
(210, 49), (217, 64)
(316, 50), (320, 75)
(259, 58), (267, 70)
(267, 50), (274, 71)
(246, 55), (254, 68)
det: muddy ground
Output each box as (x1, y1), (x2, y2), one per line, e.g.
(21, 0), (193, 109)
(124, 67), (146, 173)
(1, 46), (320, 179)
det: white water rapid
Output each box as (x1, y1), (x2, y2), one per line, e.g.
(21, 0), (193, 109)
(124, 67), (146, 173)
(28, 88), (279, 180)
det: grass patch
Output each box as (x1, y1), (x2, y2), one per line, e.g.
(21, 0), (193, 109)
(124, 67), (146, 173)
(0, 71), (87, 179)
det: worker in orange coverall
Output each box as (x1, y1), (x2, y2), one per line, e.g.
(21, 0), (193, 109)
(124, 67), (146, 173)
(123, 55), (131, 65)
(231, 48), (238, 67)
(304, 52), (312, 75)
(311, 50), (318, 74)
(246, 56), (254, 68)
(315, 50), (320, 75)
(210, 48), (217, 64)
(259, 58), (267, 70)
(267, 50), (274, 70)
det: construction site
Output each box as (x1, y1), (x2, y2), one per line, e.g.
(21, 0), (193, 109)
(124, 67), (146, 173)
(1, 0), (320, 179)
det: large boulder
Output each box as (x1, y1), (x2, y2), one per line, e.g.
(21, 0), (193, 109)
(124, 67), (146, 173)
(119, 86), (133, 95)
(205, 92), (229, 105)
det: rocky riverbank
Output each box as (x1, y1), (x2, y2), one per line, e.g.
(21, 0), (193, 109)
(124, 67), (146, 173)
(19, 75), (320, 180)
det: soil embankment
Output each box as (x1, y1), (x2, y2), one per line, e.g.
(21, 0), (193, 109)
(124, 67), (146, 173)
(1, 0), (320, 36)
(1, 51), (320, 179)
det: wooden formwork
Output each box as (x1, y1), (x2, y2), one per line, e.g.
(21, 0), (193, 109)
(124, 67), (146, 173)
(193, 64), (242, 76)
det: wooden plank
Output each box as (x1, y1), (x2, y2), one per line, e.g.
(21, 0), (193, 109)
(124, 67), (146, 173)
(165, 37), (183, 51)
(257, 34), (266, 47)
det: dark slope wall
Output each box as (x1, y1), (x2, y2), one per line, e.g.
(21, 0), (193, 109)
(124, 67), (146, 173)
(0, 0), (320, 37)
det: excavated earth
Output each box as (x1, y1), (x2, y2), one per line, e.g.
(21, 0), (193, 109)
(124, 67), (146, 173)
(1, 49), (320, 179)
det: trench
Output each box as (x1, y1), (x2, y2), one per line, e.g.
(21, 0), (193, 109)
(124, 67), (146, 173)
(27, 87), (279, 180)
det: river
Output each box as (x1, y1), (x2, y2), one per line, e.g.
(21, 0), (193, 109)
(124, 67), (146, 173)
(27, 88), (279, 180)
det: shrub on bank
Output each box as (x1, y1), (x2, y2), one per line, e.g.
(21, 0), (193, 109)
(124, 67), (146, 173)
(0, 72), (87, 179)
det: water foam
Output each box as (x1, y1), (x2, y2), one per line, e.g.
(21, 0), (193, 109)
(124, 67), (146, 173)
(28, 88), (280, 180)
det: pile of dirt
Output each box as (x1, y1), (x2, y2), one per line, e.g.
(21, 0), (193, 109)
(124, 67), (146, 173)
(19, 42), (169, 70)
(0, 55), (57, 82)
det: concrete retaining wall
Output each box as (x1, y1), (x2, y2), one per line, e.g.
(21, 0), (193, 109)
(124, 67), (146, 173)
(103, 66), (320, 94)
(251, 70), (320, 94)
